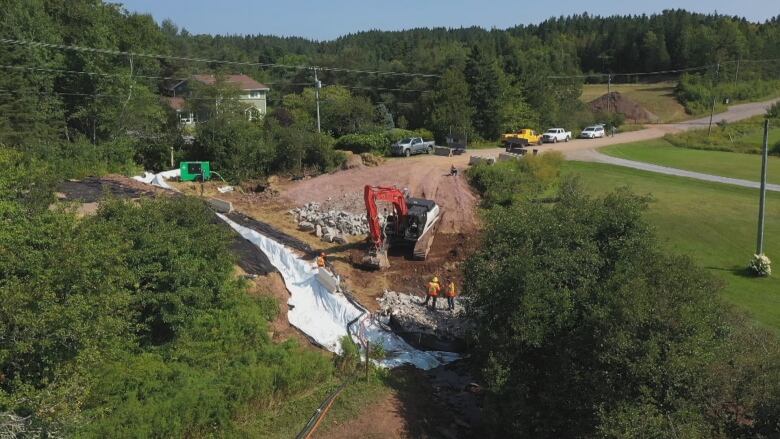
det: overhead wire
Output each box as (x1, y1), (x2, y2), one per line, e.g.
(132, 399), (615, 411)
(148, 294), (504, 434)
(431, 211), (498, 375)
(547, 57), (780, 79)
(0, 63), (434, 95)
(0, 38), (441, 78)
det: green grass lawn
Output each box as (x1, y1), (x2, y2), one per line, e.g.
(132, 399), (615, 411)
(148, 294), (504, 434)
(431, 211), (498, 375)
(563, 161), (780, 331)
(581, 82), (688, 122)
(662, 116), (780, 155)
(601, 139), (780, 185)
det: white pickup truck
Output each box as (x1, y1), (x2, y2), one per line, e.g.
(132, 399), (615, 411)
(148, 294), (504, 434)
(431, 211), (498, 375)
(542, 128), (572, 143)
(390, 137), (436, 157)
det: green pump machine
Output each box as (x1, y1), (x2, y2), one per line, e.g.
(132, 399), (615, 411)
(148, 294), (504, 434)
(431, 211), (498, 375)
(179, 161), (211, 182)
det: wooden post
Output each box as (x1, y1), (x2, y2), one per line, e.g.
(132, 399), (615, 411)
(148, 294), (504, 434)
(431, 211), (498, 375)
(365, 341), (370, 381)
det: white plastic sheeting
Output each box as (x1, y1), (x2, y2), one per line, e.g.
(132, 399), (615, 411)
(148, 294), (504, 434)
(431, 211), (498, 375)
(218, 214), (458, 370)
(132, 169), (181, 189)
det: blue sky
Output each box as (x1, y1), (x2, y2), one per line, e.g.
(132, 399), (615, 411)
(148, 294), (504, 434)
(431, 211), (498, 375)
(120, 0), (778, 40)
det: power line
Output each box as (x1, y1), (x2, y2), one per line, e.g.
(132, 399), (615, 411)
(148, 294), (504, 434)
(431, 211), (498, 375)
(0, 64), (311, 86)
(0, 38), (441, 78)
(0, 88), (287, 103)
(335, 84), (432, 94)
(0, 64), (433, 94)
(547, 57), (780, 79)
(548, 65), (710, 79)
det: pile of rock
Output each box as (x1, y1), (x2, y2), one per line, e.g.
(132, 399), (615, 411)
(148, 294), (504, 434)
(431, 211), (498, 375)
(376, 291), (472, 349)
(292, 202), (369, 244)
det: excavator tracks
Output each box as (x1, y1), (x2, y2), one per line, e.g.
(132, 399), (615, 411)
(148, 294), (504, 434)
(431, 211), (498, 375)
(412, 210), (444, 260)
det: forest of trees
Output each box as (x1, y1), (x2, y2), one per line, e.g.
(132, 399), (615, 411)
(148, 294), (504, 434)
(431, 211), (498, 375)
(1, 1), (779, 179)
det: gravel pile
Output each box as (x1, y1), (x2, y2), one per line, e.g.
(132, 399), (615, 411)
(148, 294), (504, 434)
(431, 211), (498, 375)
(291, 201), (369, 244)
(376, 291), (471, 341)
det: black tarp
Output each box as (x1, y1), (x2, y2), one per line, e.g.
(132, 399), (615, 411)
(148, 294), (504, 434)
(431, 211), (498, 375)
(57, 178), (155, 202)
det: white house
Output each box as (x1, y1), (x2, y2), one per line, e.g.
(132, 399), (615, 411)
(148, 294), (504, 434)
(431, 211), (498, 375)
(163, 74), (270, 125)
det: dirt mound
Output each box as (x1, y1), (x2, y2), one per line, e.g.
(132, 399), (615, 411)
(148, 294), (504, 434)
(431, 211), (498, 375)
(340, 151), (365, 170)
(588, 91), (659, 123)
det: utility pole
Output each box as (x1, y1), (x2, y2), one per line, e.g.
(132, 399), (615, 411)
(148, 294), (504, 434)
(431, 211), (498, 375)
(734, 56), (741, 87)
(607, 74), (612, 113)
(707, 62), (720, 137)
(756, 119), (769, 255)
(313, 67), (322, 133)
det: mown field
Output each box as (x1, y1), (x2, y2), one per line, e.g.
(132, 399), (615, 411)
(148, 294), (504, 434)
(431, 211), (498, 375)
(580, 82), (688, 122)
(563, 161), (780, 331)
(601, 139), (780, 184)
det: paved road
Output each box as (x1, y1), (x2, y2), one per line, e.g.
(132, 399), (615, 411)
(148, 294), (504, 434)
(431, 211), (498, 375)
(568, 148), (780, 192)
(511, 97), (780, 190)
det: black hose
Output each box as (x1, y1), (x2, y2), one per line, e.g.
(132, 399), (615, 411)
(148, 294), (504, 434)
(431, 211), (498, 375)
(294, 380), (349, 439)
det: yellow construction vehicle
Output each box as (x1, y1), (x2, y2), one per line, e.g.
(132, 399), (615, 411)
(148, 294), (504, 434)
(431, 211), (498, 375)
(501, 129), (542, 149)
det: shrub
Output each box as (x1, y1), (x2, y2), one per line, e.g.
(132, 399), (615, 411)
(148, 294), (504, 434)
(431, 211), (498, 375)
(465, 181), (731, 437)
(334, 132), (390, 155)
(767, 102), (780, 119)
(467, 152), (562, 207)
(748, 253), (772, 277)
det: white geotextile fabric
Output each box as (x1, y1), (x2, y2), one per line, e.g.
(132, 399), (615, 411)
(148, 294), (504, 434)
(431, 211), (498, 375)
(132, 169), (181, 189)
(217, 214), (459, 370)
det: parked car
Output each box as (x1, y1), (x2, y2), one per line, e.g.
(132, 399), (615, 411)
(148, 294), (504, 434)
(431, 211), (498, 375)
(579, 125), (606, 139)
(501, 128), (542, 148)
(542, 128), (572, 143)
(390, 137), (436, 157)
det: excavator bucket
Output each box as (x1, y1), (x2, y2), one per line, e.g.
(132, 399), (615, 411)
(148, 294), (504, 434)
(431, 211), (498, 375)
(361, 249), (390, 270)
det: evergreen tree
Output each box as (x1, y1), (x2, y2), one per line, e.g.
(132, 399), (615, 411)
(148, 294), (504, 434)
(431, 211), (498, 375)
(464, 46), (504, 139)
(429, 69), (473, 141)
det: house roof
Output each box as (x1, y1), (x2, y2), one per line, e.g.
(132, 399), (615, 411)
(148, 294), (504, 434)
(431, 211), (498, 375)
(191, 74), (270, 91)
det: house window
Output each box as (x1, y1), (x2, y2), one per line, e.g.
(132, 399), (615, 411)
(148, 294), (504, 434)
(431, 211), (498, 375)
(249, 90), (261, 98)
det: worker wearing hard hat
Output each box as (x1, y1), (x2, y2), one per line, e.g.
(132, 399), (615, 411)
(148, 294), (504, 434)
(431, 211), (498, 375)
(422, 276), (441, 310)
(445, 279), (457, 311)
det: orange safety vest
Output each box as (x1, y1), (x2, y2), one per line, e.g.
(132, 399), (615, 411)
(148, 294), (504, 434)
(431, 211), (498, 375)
(316, 256), (326, 267)
(445, 282), (456, 298)
(427, 282), (440, 297)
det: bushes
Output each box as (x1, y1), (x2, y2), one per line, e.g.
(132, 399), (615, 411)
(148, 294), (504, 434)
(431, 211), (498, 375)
(334, 128), (436, 156)
(0, 190), (338, 436)
(334, 132), (390, 155)
(467, 152), (563, 207)
(465, 180), (775, 437)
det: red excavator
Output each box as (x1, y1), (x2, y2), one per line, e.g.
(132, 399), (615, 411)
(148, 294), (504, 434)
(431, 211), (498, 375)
(361, 185), (443, 269)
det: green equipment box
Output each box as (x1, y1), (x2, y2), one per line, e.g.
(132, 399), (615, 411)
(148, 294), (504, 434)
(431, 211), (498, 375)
(179, 161), (211, 182)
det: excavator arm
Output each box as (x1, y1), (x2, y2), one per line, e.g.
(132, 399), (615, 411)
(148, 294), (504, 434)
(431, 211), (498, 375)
(363, 185), (408, 249)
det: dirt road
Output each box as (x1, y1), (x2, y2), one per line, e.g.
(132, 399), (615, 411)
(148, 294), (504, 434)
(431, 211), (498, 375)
(282, 155), (481, 234)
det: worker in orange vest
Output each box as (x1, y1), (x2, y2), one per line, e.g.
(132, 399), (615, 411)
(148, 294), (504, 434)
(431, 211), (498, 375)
(316, 252), (327, 268)
(445, 279), (457, 310)
(422, 276), (441, 310)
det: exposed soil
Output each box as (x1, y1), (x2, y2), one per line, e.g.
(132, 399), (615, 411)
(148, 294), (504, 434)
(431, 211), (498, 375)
(280, 154), (481, 235)
(588, 91), (660, 123)
(317, 363), (482, 439)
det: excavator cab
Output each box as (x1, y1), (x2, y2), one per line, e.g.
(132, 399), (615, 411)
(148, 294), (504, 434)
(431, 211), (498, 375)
(403, 198), (436, 241)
